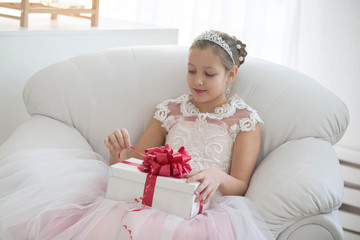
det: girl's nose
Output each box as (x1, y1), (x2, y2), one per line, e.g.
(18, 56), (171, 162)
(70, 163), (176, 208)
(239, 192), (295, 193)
(195, 76), (204, 86)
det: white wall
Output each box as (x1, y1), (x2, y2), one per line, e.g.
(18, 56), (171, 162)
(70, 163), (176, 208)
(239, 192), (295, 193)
(0, 16), (178, 145)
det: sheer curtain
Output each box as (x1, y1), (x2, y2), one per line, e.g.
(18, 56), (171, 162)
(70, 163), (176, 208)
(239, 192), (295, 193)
(241, 0), (302, 68)
(241, 0), (360, 154)
(100, 0), (246, 45)
(100, 0), (360, 155)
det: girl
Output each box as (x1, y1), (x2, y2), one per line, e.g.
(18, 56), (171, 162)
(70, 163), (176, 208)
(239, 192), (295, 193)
(104, 30), (274, 239)
(0, 30), (274, 240)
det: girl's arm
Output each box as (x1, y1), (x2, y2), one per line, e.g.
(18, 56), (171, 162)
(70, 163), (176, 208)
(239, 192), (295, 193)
(186, 123), (260, 204)
(105, 116), (166, 165)
(127, 117), (167, 160)
(219, 123), (261, 195)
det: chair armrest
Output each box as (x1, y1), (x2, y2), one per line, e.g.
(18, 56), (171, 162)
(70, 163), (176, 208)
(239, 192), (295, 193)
(245, 138), (343, 237)
(0, 115), (93, 159)
(277, 211), (344, 240)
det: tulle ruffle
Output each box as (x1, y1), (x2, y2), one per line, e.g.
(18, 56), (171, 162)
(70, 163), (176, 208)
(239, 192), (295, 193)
(0, 149), (274, 240)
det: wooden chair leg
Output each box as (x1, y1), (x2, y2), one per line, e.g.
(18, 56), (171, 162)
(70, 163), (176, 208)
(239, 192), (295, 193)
(20, 0), (29, 27)
(91, 0), (99, 26)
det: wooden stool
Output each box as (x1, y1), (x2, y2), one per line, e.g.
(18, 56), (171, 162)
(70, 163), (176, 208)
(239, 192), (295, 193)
(0, 0), (99, 27)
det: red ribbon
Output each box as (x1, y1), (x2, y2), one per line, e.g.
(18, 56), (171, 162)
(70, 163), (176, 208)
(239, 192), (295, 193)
(119, 145), (194, 239)
(198, 200), (203, 214)
(121, 160), (141, 167)
(141, 173), (157, 206)
(138, 144), (192, 178)
(121, 159), (158, 206)
(125, 145), (192, 206)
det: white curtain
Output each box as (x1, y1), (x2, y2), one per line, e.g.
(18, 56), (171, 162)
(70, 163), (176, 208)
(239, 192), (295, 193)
(100, 0), (360, 154)
(241, 0), (302, 67)
(241, 0), (360, 154)
(100, 0), (246, 45)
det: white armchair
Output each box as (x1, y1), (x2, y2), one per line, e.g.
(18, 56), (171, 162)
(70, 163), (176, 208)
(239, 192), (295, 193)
(0, 45), (349, 239)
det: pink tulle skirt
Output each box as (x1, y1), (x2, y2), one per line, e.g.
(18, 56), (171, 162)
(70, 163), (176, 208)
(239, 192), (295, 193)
(0, 149), (274, 240)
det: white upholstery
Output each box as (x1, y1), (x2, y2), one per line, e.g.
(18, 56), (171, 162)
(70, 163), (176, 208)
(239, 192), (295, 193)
(246, 138), (344, 237)
(0, 45), (349, 239)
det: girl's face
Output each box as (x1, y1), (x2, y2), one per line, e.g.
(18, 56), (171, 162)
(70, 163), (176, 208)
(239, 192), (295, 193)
(187, 48), (234, 112)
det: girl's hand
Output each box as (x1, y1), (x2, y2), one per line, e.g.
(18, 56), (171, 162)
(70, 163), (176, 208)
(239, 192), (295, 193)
(186, 169), (225, 205)
(104, 128), (132, 158)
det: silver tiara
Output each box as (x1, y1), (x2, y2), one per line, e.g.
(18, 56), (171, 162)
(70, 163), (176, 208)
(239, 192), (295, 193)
(194, 30), (235, 64)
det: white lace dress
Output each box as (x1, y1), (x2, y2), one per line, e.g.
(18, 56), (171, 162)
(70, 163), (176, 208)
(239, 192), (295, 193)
(0, 93), (274, 240)
(155, 92), (263, 173)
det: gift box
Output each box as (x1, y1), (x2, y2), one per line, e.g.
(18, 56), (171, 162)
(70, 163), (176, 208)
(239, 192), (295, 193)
(106, 158), (207, 219)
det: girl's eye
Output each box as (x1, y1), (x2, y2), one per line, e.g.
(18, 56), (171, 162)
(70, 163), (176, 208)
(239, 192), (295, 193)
(188, 70), (196, 74)
(205, 73), (215, 77)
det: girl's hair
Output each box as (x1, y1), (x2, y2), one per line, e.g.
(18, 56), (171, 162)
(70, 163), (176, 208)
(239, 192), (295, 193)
(190, 30), (247, 71)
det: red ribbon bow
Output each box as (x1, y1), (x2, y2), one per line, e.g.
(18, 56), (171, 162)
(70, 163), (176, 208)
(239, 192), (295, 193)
(120, 145), (196, 239)
(138, 144), (192, 178)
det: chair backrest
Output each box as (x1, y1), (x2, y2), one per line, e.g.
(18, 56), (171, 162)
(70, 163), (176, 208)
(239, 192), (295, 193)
(24, 45), (349, 164)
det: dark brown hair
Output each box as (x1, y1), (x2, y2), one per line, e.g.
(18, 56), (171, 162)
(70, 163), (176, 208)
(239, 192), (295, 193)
(190, 30), (247, 71)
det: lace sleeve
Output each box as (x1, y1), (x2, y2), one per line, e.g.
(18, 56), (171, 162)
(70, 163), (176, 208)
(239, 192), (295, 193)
(154, 101), (170, 123)
(153, 101), (175, 133)
(238, 110), (263, 131)
(228, 106), (263, 141)
(153, 94), (186, 133)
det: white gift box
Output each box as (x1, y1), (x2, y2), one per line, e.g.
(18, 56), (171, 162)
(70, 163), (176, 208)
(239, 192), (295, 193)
(106, 158), (207, 219)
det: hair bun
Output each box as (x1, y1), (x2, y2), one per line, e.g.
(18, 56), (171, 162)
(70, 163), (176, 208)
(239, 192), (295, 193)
(233, 37), (247, 67)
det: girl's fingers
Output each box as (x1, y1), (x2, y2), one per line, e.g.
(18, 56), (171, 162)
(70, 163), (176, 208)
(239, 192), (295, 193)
(109, 133), (121, 152)
(185, 170), (199, 179)
(114, 129), (126, 150)
(186, 171), (203, 183)
(104, 128), (131, 157)
(120, 128), (132, 150)
(104, 137), (113, 151)
(187, 169), (221, 205)
(195, 180), (208, 198)
(196, 184), (211, 203)
(202, 190), (215, 205)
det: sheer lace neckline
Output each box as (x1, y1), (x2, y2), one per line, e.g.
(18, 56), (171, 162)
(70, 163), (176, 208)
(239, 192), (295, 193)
(180, 92), (242, 120)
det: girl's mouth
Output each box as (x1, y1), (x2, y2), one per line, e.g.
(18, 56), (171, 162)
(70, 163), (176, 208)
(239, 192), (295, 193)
(194, 89), (206, 94)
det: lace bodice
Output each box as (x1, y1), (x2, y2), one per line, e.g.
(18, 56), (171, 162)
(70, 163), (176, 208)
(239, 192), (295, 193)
(154, 92), (263, 173)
